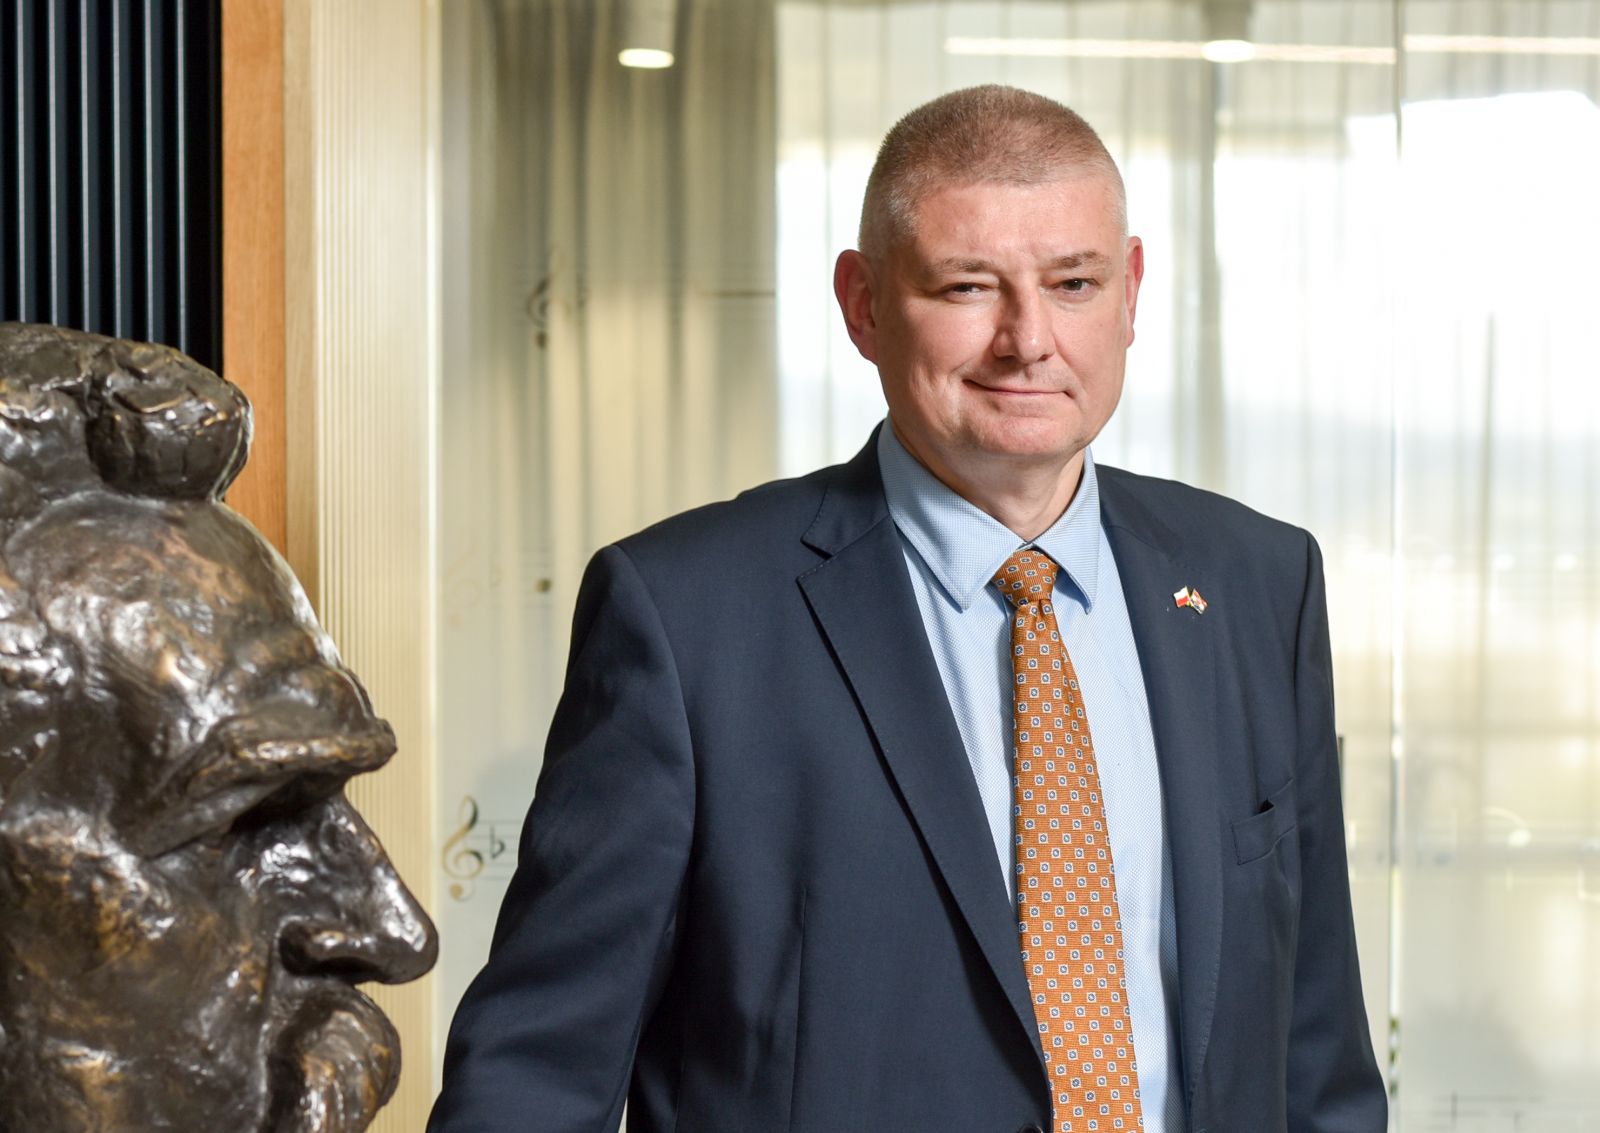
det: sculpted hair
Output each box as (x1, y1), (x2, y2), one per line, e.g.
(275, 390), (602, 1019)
(0, 323), (252, 800)
(858, 84), (1126, 263)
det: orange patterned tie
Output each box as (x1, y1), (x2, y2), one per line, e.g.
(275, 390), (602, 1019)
(993, 550), (1144, 1133)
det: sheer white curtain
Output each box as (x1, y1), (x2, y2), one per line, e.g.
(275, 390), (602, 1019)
(1396, 2), (1600, 1126)
(777, 1), (1600, 1125)
(776, 0), (1400, 1074)
(430, 0), (1600, 1121)
(434, 0), (777, 1050)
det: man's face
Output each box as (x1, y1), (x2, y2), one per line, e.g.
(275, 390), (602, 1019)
(838, 174), (1143, 495)
(0, 499), (436, 1132)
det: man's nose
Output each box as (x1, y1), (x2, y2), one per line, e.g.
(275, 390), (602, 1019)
(992, 288), (1053, 364)
(277, 797), (439, 985)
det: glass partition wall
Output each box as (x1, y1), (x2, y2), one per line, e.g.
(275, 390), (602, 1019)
(435, 2), (1600, 1126)
(1395, 3), (1600, 1127)
(776, 0), (1403, 1091)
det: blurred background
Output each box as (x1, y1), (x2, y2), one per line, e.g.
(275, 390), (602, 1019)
(435, 2), (1600, 1129)
(5, 1), (1599, 1129)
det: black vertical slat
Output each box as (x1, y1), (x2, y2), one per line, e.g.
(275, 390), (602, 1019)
(26, 0), (48, 322)
(75, 0), (99, 331)
(2, 0), (219, 368)
(204, 0), (220, 368)
(4, 1), (18, 319)
(0, 0), (13, 320)
(24, 0), (45, 321)
(141, 0), (164, 345)
(11, 0), (39, 322)
(110, 0), (134, 338)
(189, 0), (220, 370)
(173, 0), (189, 354)
(107, 0), (123, 334)
(59, 0), (81, 330)
(46, 0), (71, 325)
(86, 0), (115, 335)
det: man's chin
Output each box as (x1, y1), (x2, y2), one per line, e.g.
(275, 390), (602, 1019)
(267, 987), (400, 1133)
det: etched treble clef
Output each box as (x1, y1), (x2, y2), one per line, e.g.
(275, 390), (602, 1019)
(441, 795), (486, 901)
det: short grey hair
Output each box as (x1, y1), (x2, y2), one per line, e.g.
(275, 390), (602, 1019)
(858, 84), (1126, 263)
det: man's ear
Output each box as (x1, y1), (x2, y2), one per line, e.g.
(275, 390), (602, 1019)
(1123, 235), (1145, 348)
(833, 250), (880, 364)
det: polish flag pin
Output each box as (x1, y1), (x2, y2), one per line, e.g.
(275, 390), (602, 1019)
(1173, 586), (1208, 614)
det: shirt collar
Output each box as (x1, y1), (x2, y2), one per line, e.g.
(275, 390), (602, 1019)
(877, 420), (1103, 613)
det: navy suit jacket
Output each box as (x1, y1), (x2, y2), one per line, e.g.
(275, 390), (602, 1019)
(430, 433), (1386, 1132)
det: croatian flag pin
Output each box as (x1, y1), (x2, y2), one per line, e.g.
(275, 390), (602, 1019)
(1173, 586), (1208, 614)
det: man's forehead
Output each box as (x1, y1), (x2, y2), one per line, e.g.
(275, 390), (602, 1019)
(908, 171), (1120, 235)
(897, 175), (1125, 260)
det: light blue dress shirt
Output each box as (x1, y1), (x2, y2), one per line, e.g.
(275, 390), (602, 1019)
(877, 423), (1184, 1132)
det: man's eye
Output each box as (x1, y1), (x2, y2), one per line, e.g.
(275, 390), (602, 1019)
(1059, 278), (1093, 293)
(945, 282), (983, 295)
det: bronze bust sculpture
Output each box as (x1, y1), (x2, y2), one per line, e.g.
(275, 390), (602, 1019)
(0, 323), (437, 1131)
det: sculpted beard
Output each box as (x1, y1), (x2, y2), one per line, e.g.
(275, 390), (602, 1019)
(268, 985), (400, 1133)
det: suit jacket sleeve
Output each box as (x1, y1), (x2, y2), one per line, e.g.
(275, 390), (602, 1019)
(429, 543), (695, 1132)
(1286, 532), (1389, 1130)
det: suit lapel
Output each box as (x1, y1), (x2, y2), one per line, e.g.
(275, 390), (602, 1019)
(794, 443), (1228, 1094)
(797, 438), (1043, 1066)
(1098, 469), (1223, 1108)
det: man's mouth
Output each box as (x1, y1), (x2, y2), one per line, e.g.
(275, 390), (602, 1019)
(266, 986), (400, 1133)
(964, 377), (1070, 398)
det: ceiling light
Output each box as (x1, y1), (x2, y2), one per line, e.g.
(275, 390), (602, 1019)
(1202, 38), (1257, 63)
(619, 0), (676, 69)
(619, 48), (674, 69)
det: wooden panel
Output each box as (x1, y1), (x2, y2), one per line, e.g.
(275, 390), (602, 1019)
(221, 0), (287, 551)
(283, 2), (438, 1129)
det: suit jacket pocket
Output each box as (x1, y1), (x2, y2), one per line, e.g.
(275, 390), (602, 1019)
(1231, 777), (1298, 864)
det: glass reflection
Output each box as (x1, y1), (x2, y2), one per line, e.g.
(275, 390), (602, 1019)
(435, 2), (1600, 1124)
(1397, 1), (1600, 1122)
(776, 0), (1400, 1070)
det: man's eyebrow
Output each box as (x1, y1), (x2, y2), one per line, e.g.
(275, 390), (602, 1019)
(926, 257), (999, 275)
(1047, 252), (1113, 271)
(923, 251), (1114, 275)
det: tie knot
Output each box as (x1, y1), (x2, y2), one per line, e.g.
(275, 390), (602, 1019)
(992, 549), (1058, 608)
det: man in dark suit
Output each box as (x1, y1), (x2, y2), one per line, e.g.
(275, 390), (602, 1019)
(431, 85), (1386, 1133)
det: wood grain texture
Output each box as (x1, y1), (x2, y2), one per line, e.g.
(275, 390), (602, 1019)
(221, 0), (288, 552)
(283, 3), (439, 1130)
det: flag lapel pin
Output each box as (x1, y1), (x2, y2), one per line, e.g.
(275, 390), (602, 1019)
(1173, 586), (1209, 615)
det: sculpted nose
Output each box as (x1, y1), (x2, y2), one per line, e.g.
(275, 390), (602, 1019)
(278, 797), (439, 985)
(993, 289), (1052, 365)
(280, 872), (438, 984)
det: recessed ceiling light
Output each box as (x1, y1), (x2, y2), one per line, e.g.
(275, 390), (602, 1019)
(1202, 38), (1257, 64)
(620, 0), (676, 69)
(619, 48), (674, 69)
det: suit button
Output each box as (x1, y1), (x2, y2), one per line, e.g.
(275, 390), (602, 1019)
(1016, 1125), (1044, 1133)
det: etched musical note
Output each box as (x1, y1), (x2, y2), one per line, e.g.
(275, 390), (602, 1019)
(441, 795), (486, 901)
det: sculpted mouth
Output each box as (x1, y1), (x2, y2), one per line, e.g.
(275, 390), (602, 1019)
(266, 986), (400, 1133)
